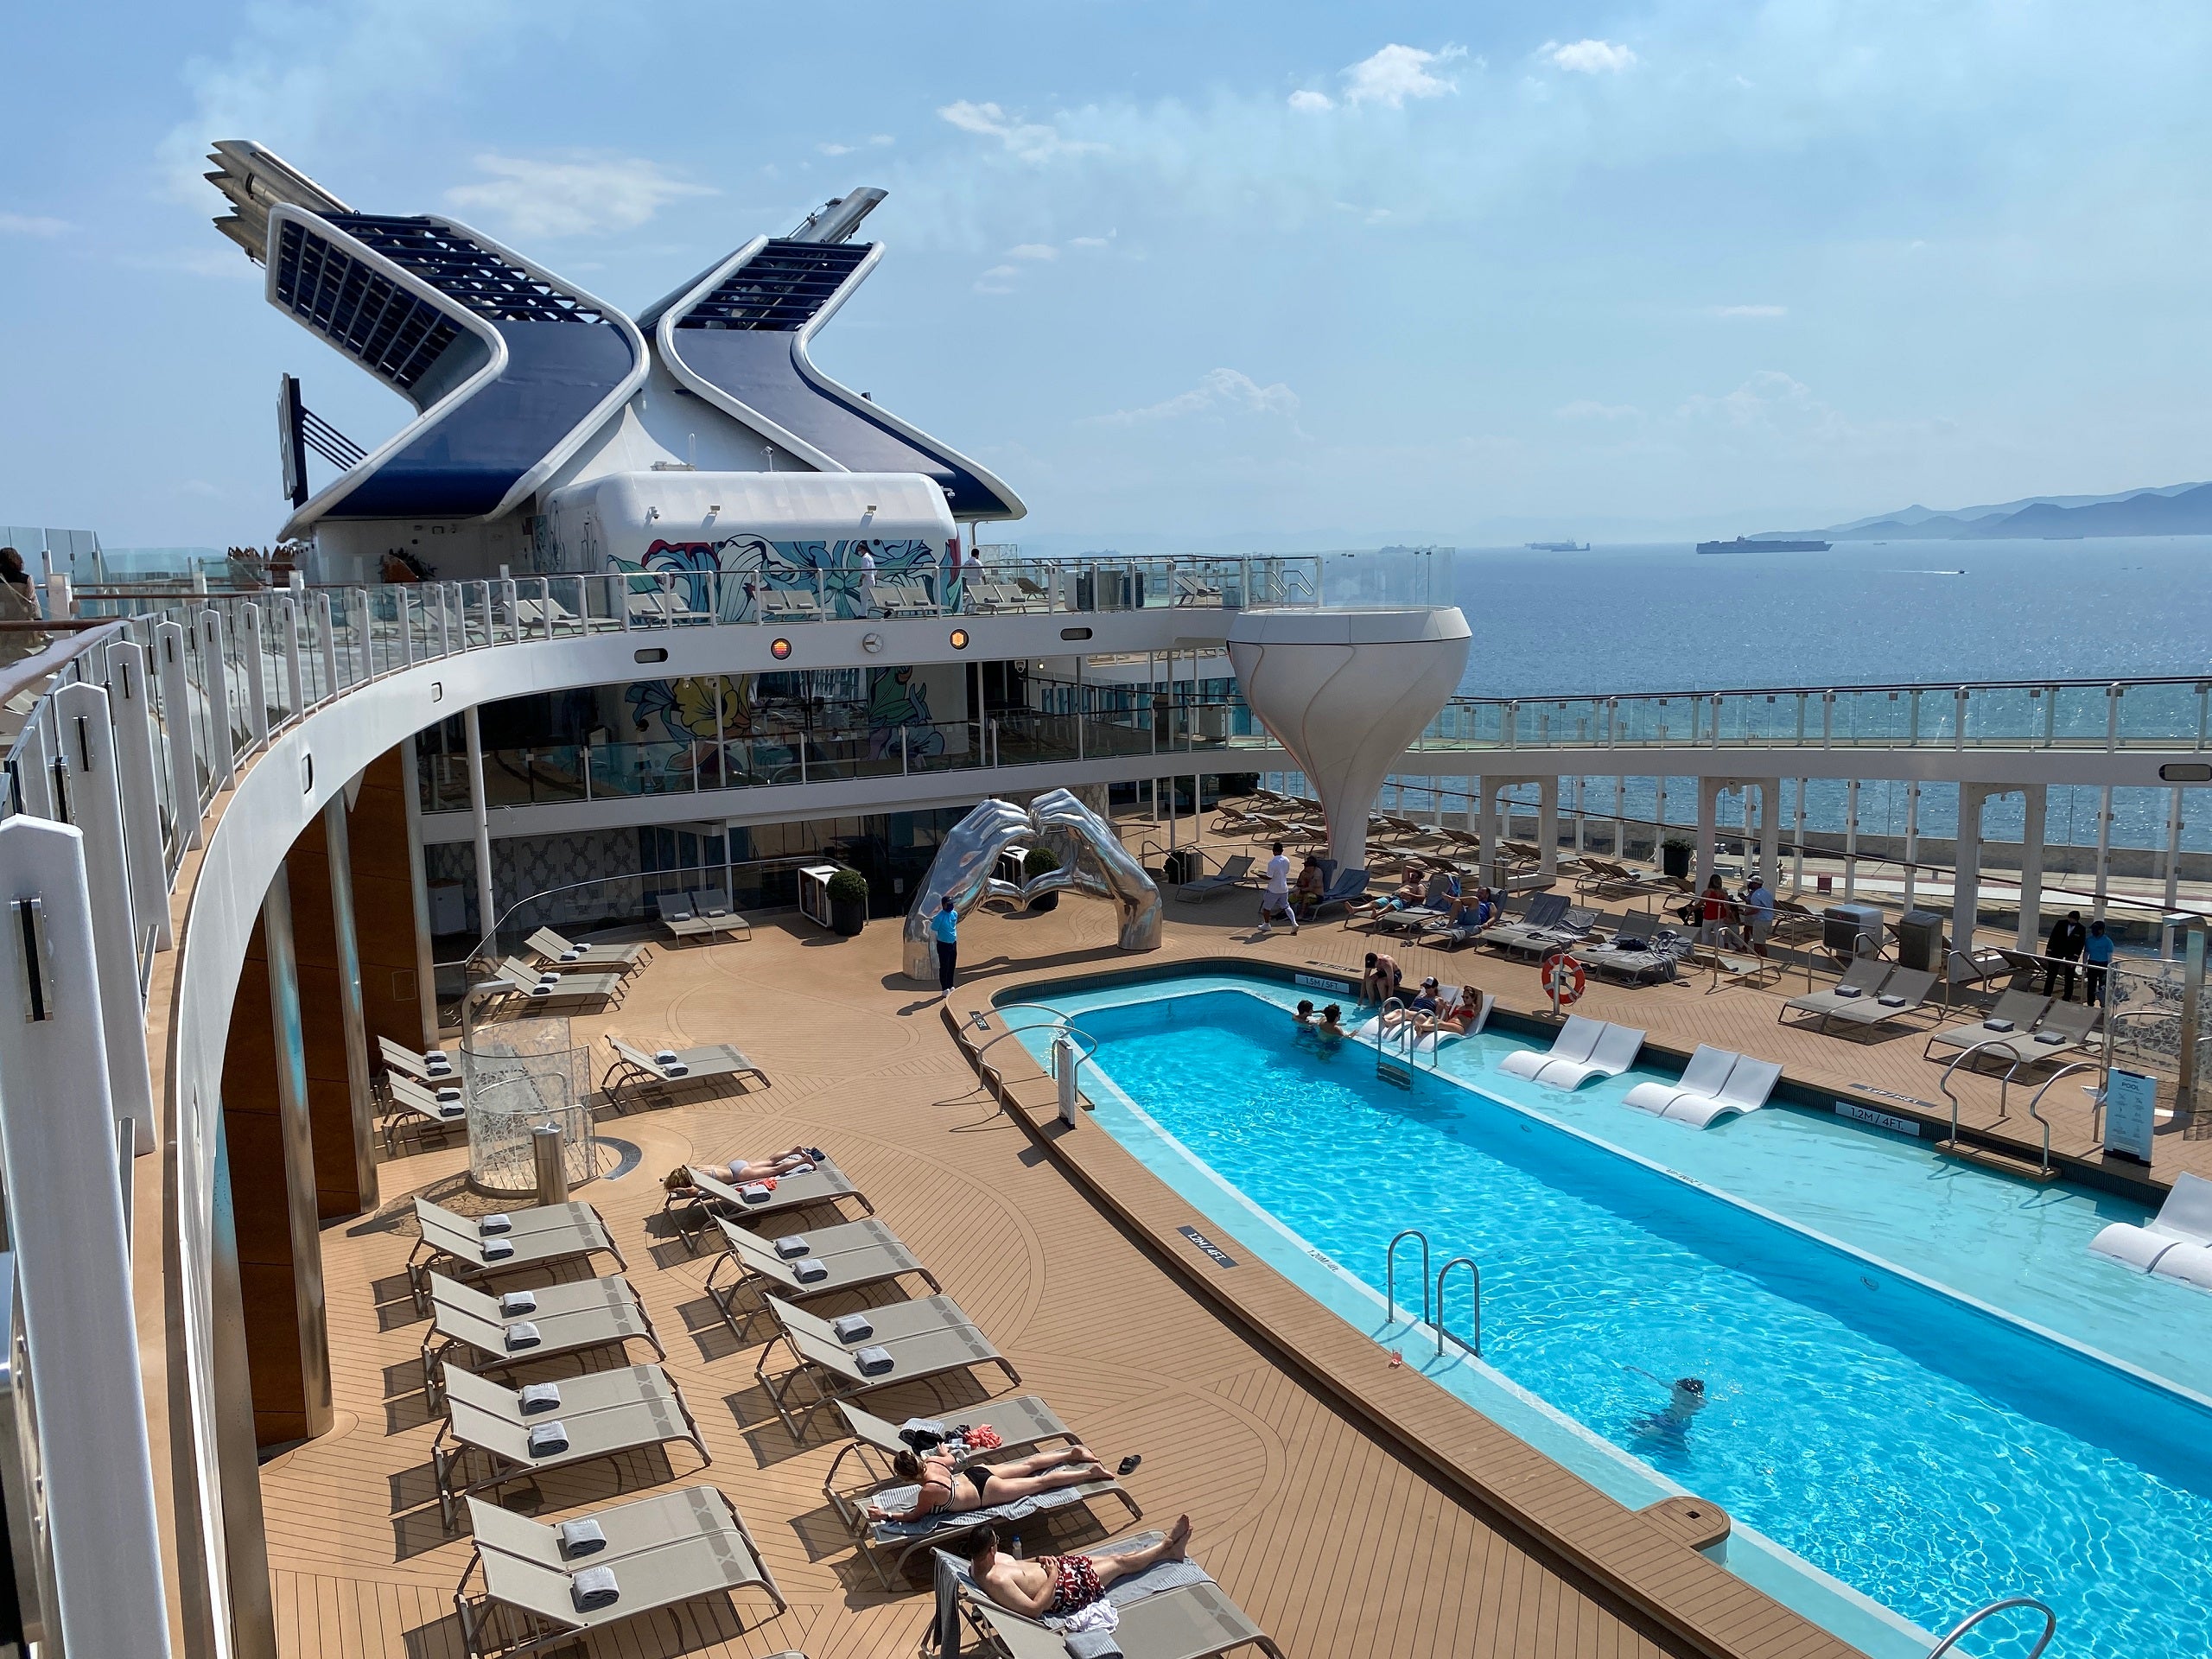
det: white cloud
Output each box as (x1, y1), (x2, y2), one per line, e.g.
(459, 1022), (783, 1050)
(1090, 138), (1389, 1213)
(1007, 243), (1058, 261)
(444, 154), (714, 238)
(973, 263), (1020, 296)
(0, 213), (71, 237)
(1070, 235), (1111, 248)
(1555, 400), (1640, 421)
(938, 100), (1106, 163)
(1095, 368), (1300, 425)
(1287, 89), (1334, 113)
(1545, 39), (1638, 74)
(869, 134), (895, 147)
(1709, 303), (1788, 318)
(819, 143), (854, 156)
(1344, 43), (1467, 108)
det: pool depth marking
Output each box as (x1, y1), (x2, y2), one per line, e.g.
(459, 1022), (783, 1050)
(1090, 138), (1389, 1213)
(1179, 1225), (1240, 1268)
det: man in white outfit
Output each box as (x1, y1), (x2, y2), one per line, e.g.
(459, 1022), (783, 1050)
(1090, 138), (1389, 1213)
(1257, 840), (1298, 935)
(858, 545), (878, 616)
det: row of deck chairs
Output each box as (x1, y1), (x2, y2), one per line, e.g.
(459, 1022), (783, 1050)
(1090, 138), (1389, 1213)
(1922, 986), (2102, 1070)
(1780, 958), (1942, 1037)
(654, 889), (752, 944)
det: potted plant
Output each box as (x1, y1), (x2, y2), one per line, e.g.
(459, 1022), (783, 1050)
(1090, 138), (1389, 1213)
(826, 866), (870, 936)
(1661, 836), (1694, 880)
(1024, 844), (1063, 912)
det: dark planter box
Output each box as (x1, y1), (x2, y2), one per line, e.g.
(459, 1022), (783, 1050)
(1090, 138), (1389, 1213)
(1028, 891), (1060, 913)
(830, 895), (868, 936)
(1662, 843), (1692, 879)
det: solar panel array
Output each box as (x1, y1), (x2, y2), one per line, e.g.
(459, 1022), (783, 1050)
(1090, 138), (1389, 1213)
(325, 216), (611, 325)
(675, 240), (869, 331)
(271, 219), (464, 392)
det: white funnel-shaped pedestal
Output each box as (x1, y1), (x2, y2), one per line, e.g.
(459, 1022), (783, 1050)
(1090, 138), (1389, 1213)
(1228, 607), (1471, 875)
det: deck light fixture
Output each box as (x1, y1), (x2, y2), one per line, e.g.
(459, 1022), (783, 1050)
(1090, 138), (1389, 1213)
(771, 638), (792, 661)
(949, 627), (969, 651)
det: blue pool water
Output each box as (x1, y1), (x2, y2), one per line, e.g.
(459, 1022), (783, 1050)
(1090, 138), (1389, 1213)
(1027, 980), (2212, 1659)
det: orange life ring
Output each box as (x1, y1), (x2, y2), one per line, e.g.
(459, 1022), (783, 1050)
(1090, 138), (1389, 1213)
(1539, 951), (1586, 1007)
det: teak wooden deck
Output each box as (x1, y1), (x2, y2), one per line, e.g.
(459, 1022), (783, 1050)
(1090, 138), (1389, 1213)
(266, 901), (1778, 1659)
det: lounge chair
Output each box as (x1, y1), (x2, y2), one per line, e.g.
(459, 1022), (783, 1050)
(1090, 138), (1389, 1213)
(622, 585), (711, 627)
(2090, 1173), (2212, 1287)
(1179, 854), (1254, 900)
(655, 891), (717, 943)
(384, 1071), (467, 1149)
(703, 1215), (941, 1340)
(378, 1034), (459, 1088)
(878, 582), (938, 618)
(524, 926), (648, 971)
(933, 1534), (1285, 1659)
(823, 1395), (1077, 1501)
(489, 957), (627, 1008)
(759, 588), (822, 624)
(1497, 1014), (1602, 1083)
(1817, 967), (1939, 1034)
(408, 1198), (626, 1305)
(1306, 868), (1370, 918)
(604, 1037), (770, 1111)
(1480, 893), (1590, 958)
(2000, 999), (2101, 1066)
(1623, 1046), (1781, 1128)
(421, 1271), (664, 1397)
(1923, 988), (2055, 1064)
(1580, 927), (1691, 985)
(760, 1320), (1020, 1441)
(434, 1363), (709, 1529)
(687, 888), (752, 939)
(1507, 1020), (1643, 1090)
(756, 1292), (989, 1414)
(660, 1155), (869, 1250)
(1777, 957), (1894, 1032)
(454, 1486), (785, 1659)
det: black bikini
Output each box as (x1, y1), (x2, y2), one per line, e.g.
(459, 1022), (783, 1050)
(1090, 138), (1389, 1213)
(966, 1466), (993, 1499)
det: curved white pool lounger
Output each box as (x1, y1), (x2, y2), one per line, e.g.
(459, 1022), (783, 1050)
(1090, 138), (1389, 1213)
(1622, 1045), (1736, 1116)
(1503, 1020), (1645, 1090)
(2090, 1173), (2212, 1285)
(1624, 1047), (1783, 1127)
(1498, 1014), (1603, 1083)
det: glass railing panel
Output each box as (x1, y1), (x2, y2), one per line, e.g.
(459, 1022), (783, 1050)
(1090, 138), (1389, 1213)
(2046, 683), (2112, 747)
(1960, 685), (2042, 746)
(2113, 681), (2203, 748)
(1827, 688), (1910, 747)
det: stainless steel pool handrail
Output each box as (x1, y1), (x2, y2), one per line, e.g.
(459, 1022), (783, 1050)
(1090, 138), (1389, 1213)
(1937, 1036), (2031, 1145)
(1386, 1230), (1431, 1328)
(1436, 1256), (1481, 1358)
(1924, 1595), (2056, 1659)
(2022, 1062), (2100, 1179)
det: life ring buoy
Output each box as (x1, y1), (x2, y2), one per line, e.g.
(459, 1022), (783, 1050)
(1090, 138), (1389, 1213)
(1539, 951), (1586, 1007)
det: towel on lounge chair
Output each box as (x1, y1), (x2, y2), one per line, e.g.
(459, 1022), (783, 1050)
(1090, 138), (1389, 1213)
(500, 1291), (536, 1316)
(503, 1321), (542, 1351)
(528, 1421), (569, 1456)
(832, 1313), (874, 1343)
(557, 1518), (606, 1557)
(854, 1344), (895, 1376)
(569, 1565), (620, 1611)
(480, 1214), (512, 1236)
(775, 1236), (810, 1259)
(793, 1259), (829, 1282)
(519, 1382), (562, 1414)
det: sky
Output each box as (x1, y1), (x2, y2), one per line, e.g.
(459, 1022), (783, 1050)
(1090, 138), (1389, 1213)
(5, 0), (2212, 550)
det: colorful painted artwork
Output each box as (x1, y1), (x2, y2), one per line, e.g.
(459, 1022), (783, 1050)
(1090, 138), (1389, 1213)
(866, 664), (944, 759)
(613, 536), (948, 621)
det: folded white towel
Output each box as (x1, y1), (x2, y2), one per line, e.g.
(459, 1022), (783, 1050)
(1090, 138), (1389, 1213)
(481, 1238), (515, 1262)
(737, 1182), (771, 1202)
(854, 1344), (895, 1376)
(832, 1313), (874, 1343)
(527, 1421), (569, 1456)
(425, 1048), (449, 1063)
(793, 1258), (830, 1283)
(774, 1235), (810, 1259)
(500, 1291), (537, 1316)
(560, 950), (582, 963)
(662, 1062), (689, 1077)
(437, 1103), (465, 1120)
(1063, 1602), (1120, 1635)
(504, 1321), (542, 1351)
(557, 1517), (605, 1557)
(528, 984), (553, 996)
(654, 1049), (678, 1064)
(435, 1085), (462, 1103)
(2034, 1031), (2067, 1045)
(518, 1382), (561, 1414)
(480, 1214), (512, 1236)
(569, 1564), (619, 1611)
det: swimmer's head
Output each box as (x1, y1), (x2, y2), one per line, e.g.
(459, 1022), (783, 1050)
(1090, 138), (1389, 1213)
(1675, 1377), (1704, 1396)
(1295, 1000), (1314, 1018)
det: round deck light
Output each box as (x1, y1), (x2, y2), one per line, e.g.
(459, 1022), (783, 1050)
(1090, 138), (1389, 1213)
(950, 627), (970, 651)
(770, 637), (793, 661)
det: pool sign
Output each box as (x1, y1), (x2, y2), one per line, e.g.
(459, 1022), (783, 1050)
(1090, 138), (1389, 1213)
(1177, 1226), (1239, 1269)
(1834, 1100), (1920, 1137)
(2104, 1069), (2158, 1165)
(1294, 973), (1353, 995)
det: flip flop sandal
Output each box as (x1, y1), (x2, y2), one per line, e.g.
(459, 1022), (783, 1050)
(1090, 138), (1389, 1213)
(1117, 1454), (1142, 1477)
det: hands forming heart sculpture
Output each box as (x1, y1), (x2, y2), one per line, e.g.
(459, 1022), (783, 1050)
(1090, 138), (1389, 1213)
(902, 788), (1164, 981)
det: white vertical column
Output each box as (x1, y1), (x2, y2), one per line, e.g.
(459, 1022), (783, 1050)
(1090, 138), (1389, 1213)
(0, 818), (174, 1659)
(2166, 785), (2185, 918)
(464, 705), (497, 949)
(51, 682), (157, 1153)
(1790, 779), (1806, 894)
(1536, 777), (1560, 876)
(1758, 778), (1782, 892)
(101, 641), (174, 950)
(1903, 782), (1921, 911)
(1614, 773), (1626, 861)
(398, 734), (441, 1047)
(1694, 776), (1721, 890)
(1844, 777), (1860, 903)
(2017, 785), (2047, 952)
(1953, 784), (1985, 955)
(238, 601), (270, 749)
(2093, 783), (2115, 920)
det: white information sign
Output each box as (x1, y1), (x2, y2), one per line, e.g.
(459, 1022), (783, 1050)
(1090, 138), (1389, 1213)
(2104, 1068), (2159, 1164)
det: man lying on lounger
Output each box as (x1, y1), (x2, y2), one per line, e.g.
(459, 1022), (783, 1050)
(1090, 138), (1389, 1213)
(965, 1516), (1194, 1618)
(863, 1445), (1116, 1522)
(662, 1146), (825, 1198)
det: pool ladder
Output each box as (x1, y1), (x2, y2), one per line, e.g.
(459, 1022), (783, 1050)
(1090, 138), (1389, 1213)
(1924, 1595), (2054, 1658)
(1386, 1230), (1480, 1358)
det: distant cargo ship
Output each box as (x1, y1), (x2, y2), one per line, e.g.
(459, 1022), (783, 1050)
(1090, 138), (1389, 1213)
(1524, 540), (1589, 551)
(1695, 536), (1832, 555)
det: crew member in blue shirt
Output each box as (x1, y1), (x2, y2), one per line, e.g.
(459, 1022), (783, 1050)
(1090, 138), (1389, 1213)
(2083, 918), (2115, 1006)
(931, 895), (961, 996)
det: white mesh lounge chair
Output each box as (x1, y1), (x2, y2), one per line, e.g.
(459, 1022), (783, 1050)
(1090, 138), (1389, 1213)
(823, 1395), (1077, 1509)
(2002, 1000), (2101, 1066)
(655, 892), (715, 942)
(1923, 988), (2055, 1064)
(421, 1271), (663, 1397)
(762, 1320), (1020, 1441)
(1179, 854), (1254, 900)
(434, 1363), (709, 1529)
(409, 1198), (625, 1305)
(703, 1215), (939, 1340)
(760, 588), (822, 624)
(659, 1155), (868, 1250)
(934, 1535), (1284, 1659)
(843, 1455), (1139, 1590)
(604, 1037), (770, 1111)
(490, 957), (627, 1008)
(524, 926), (649, 971)
(1497, 1014), (1604, 1083)
(385, 1071), (467, 1149)
(2090, 1172), (2212, 1285)
(455, 1487), (785, 1659)
(1819, 967), (1939, 1033)
(1779, 957), (1895, 1032)
(687, 890), (752, 940)
(378, 1034), (459, 1087)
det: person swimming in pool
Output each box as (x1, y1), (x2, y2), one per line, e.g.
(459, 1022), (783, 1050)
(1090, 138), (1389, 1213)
(1316, 1003), (1346, 1042)
(1293, 999), (1317, 1026)
(1625, 1367), (1708, 1437)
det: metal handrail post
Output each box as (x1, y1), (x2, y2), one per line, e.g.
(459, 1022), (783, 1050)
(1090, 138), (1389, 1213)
(2024, 1062), (2099, 1176)
(1436, 1257), (1480, 1357)
(1385, 1229), (1431, 1326)
(1938, 1035), (2030, 1145)
(1925, 1598), (2055, 1659)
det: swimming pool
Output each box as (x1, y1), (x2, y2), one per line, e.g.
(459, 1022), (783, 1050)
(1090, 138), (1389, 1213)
(1011, 974), (2212, 1659)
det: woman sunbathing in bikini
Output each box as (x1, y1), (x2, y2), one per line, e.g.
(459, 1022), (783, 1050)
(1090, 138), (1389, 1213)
(662, 1147), (823, 1198)
(965, 1516), (1195, 1618)
(863, 1445), (1113, 1522)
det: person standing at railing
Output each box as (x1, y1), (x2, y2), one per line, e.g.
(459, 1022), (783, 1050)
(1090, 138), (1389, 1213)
(2083, 918), (2115, 1006)
(858, 544), (878, 617)
(1742, 876), (1776, 960)
(2044, 910), (2087, 1002)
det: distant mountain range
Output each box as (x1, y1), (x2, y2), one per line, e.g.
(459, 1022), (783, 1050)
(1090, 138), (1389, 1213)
(1759, 481), (2212, 542)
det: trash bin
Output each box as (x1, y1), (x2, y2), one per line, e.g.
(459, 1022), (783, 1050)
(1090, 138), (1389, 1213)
(1823, 902), (1886, 959)
(1895, 908), (1947, 973)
